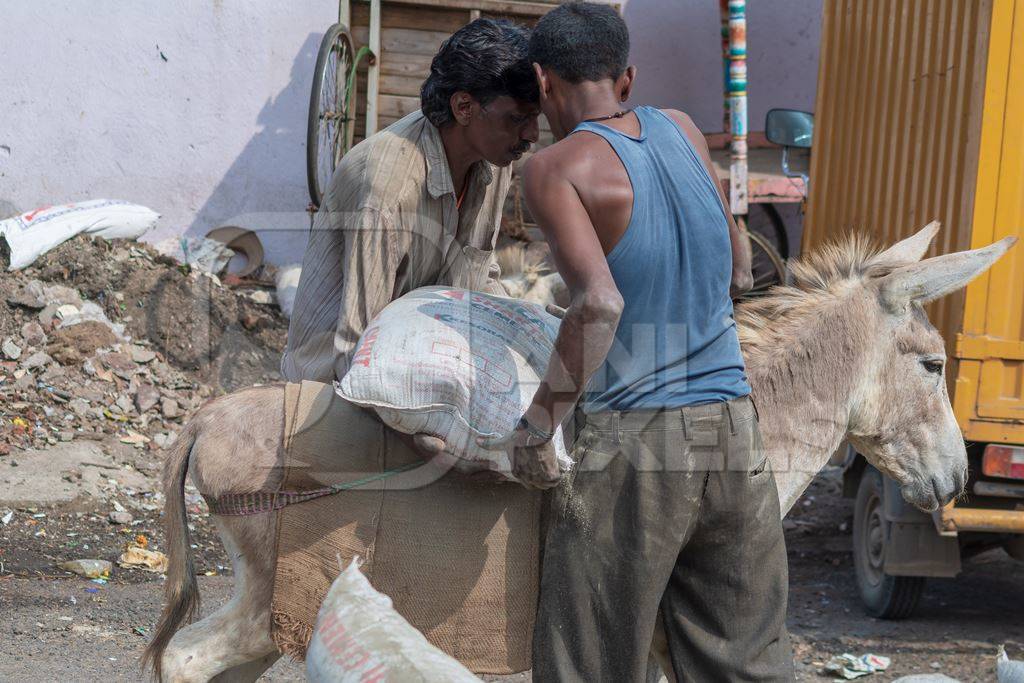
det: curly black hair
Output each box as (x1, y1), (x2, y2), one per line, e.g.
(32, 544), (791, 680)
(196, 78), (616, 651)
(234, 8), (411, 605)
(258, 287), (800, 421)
(529, 2), (629, 83)
(421, 18), (538, 127)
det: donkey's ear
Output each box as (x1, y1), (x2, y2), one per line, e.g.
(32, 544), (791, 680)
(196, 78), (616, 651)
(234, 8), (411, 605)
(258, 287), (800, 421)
(875, 221), (941, 264)
(879, 236), (1017, 313)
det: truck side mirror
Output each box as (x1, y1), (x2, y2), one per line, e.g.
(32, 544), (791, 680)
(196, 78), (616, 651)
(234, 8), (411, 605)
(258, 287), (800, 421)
(765, 109), (814, 149)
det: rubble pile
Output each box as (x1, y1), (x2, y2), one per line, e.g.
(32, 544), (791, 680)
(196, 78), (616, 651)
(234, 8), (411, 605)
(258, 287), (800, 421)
(0, 235), (288, 455)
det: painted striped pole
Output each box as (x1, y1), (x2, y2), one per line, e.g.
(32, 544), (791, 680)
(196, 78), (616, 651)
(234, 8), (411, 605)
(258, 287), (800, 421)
(720, 0), (748, 216)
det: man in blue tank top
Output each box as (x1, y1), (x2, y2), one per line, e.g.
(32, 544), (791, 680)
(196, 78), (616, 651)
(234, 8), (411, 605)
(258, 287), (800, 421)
(481, 3), (793, 680)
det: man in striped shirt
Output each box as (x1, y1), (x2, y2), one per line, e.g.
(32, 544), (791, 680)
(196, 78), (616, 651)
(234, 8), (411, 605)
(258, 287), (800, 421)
(282, 18), (540, 397)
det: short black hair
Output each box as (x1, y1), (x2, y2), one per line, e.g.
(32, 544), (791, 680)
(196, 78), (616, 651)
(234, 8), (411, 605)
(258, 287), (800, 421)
(530, 2), (629, 83)
(421, 18), (538, 127)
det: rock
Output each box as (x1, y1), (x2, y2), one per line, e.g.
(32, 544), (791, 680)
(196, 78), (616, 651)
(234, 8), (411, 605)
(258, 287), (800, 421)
(161, 397), (181, 419)
(20, 350), (52, 370)
(6, 280), (46, 309)
(58, 431), (73, 442)
(47, 321), (118, 365)
(68, 398), (90, 417)
(99, 351), (137, 377)
(55, 304), (80, 321)
(58, 303), (125, 339)
(2, 338), (23, 360)
(41, 284), (83, 307)
(20, 321), (47, 347)
(114, 394), (134, 415)
(130, 346), (157, 364)
(40, 365), (66, 383)
(134, 383), (160, 413)
(78, 386), (106, 402)
(37, 303), (61, 329)
(247, 290), (274, 305)
(58, 559), (112, 579)
(108, 510), (134, 525)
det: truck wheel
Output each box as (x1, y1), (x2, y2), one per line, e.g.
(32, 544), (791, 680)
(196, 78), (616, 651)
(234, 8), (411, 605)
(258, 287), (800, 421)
(853, 467), (926, 618)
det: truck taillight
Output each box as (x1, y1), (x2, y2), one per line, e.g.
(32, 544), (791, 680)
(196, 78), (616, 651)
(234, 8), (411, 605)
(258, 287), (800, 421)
(982, 445), (1024, 480)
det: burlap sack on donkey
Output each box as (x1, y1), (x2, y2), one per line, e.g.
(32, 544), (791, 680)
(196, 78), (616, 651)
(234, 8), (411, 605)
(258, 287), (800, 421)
(271, 380), (541, 674)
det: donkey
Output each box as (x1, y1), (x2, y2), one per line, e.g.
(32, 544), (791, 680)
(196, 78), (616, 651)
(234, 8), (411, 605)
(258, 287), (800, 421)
(143, 224), (1015, 682)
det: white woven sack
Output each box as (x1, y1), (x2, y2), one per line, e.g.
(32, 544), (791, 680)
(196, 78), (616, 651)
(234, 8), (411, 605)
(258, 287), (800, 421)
(0, 199), (158, 270)
(306, 559), (481, 682)
(336, 286), (571, 478)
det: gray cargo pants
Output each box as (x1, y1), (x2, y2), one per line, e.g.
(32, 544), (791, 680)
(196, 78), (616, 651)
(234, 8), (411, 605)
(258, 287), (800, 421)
(533, 395), (793, 682)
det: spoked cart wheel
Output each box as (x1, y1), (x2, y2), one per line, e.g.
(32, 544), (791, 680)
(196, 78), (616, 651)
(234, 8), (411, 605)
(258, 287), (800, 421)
(307, 24), (356, 208)
(741, 203), (790, 297)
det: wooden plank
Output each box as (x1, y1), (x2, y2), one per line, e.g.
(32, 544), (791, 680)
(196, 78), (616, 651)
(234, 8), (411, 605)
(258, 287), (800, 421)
(352, 26), (449, 57)
(379, 94), (422, 120)
(365, 0), (382, 136)
(359, 71), (423, 98)
(379, 51), (433, 77)
(353, 2), (469, 33)
(374, 0), (556, 17)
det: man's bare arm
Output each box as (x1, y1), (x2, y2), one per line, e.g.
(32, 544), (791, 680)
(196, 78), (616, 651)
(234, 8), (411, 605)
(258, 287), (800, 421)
(665, 109), (753, 297)
(477, 151), (623, 489)
(520, 153), (624, 435)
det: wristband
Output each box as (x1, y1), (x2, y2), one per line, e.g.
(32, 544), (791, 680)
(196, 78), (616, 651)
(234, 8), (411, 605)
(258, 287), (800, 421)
(517, 415), (555, 444)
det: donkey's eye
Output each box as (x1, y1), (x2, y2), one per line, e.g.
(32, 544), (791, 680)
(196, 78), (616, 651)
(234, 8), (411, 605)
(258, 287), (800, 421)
(921, 359), (944, 374)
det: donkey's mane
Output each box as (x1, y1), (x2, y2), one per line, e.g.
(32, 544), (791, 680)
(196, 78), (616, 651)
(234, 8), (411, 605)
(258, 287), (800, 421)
(736, 233), (900, 358)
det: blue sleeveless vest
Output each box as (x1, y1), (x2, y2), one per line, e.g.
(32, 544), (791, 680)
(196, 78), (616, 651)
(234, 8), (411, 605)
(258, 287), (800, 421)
(577, 106), (750, 412)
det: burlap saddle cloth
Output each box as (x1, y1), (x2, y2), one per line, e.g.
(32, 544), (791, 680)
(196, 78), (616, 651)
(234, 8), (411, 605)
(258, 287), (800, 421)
(271, 381), (542, 673)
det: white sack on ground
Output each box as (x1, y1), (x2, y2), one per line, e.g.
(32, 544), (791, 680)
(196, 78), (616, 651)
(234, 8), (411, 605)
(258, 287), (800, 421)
(306, 559), (481, 683)
(337, 286), (571, 479)
(999, 645), (1024, 683)
(274, 264), (302, 319)
(0, 200), (159, 270)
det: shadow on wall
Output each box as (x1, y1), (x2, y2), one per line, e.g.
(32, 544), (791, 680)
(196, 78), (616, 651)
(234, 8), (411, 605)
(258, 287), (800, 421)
(186, 32), (320, 266)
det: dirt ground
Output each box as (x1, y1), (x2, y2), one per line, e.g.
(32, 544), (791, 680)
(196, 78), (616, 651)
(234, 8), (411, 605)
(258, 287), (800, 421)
(1, 442), (1021, 682)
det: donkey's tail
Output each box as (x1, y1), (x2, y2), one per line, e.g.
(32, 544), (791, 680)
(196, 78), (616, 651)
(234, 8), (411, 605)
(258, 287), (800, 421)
(142, 419), (201, 681)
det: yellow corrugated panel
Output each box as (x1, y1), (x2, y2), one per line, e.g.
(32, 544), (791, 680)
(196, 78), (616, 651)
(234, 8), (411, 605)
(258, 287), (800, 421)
(806, 0), (992, 365)
(954, 0), (1024, 442)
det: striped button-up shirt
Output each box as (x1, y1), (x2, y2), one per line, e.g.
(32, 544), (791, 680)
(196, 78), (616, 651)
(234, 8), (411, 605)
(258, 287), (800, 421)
(281, 111), (510, 384)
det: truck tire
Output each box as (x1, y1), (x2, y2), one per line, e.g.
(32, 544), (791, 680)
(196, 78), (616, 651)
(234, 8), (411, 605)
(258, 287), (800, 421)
(853, 467), (926, 618)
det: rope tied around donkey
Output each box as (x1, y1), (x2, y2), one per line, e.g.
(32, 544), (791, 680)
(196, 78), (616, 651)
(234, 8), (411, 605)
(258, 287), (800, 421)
(206, 460), (423, 516)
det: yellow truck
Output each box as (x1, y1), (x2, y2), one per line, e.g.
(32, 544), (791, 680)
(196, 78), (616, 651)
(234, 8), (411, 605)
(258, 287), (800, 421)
(803, 0), (1024, 617)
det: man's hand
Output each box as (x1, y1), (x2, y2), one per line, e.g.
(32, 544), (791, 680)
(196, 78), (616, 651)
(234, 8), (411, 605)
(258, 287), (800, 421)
(396, 431), (510, 483)
(397, 431), (447, 460)
(479, 422), (561, 490)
